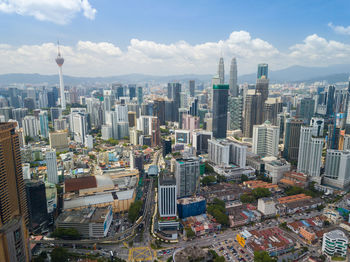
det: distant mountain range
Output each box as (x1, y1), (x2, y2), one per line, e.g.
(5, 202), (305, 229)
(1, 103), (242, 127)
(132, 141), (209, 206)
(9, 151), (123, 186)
(0, 64), (349, 86)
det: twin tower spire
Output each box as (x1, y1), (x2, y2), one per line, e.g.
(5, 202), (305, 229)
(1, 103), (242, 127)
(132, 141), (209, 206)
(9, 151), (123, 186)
(217, 57), (238, 97)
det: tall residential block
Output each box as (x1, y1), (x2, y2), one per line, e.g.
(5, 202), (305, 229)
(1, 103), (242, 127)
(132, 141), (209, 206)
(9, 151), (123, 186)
(252, 122), (280, 157)
(46, 150), (58, 184)
(324, 150), (350, 189)
(208, 139), (246, 168)
(228, 96), (243, 131)
(243, 90), (262, 138)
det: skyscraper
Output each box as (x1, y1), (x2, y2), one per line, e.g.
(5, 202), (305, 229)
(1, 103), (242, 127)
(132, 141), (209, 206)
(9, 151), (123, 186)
(137, 86), (143, 105)
(324, 150), (350, 189)
(297, 126), (324, 180)
(297, 98), (315, 122)
(46, 149), (58, 184)
(22, 115), (39, 138)
(228, 96), (243, 131)
(175, 158), (200, 198)
(243, 90), (262, 138)
(0, 122), (30, 261)
(55, 42), (66, 110)
(158, 172), (177, 218)
(168, 83), (181, 122)
(257, 63), (268, 79)
(212, 84), (229, 139)
(283, 118), (304, 162)
(218, 57), (225, 84)
(229, 58), (238, 96)
(189, 80), (195, 97)
(39, 110), (49, 138)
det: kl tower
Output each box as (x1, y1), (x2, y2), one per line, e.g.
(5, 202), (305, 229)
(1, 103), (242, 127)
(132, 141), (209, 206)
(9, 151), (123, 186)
(55, 42), (66, 110)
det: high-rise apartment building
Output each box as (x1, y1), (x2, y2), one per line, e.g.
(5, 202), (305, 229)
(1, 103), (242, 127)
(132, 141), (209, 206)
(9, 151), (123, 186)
(175, 158), (200, 198)
(297, 126), (324, 179)
(324, 150), (350, 189)
(72, 113), (87, 144)
(322, 230), (348, 258)
(229, 58), (238, 97)
(192, 131), (212, 155)
(153, 98), (166, 125)
(264, 98), (283, 126)
(212, 84), (229, 139)
(151, 117), (160, 147)
(22, 115), (39, 138)
(189, 80), (195, 97)
(252, 122), (280, 157)
(0, 122), (30, 262)
(158, 172), (177, 218)
(46, 149), (58, 184)
(228, 96), (243, 131)
(168, 83), (181, 122)
(208, 139), (246, 168)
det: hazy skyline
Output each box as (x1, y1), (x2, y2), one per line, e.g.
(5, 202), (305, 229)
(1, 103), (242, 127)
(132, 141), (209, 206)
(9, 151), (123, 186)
(1, 0), (350, 77)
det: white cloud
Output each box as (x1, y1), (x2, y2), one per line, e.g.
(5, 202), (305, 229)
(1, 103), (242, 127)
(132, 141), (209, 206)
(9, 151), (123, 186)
(0, 31), (350, 77)
(0, 0), (96, 24)
(328, 22), (350, 35)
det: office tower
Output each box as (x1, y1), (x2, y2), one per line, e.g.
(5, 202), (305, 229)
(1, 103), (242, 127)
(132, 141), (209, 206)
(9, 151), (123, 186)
(310, 117), (324, 137)
(264, 98), (283, 125)
(218, 57), (225, 84)
(252, 122), (280, 157)
(55, 42), (66, 110)
(0, 122), (30, 262)
(256, 77), (269, 103)
(180, 92), (188, 109)
(137, 86), (143, 105)
(153, 98), (166, 125)
(192, 131), (212, 155)
(324, 150), (350, 189)
(129, 128), (141, 145)
(38, 90), (48, 109)
(8, 87), (20, 108)
(50, 107), (62, 121)
(101, 125), (113, 140)
(326, 85), (335, 116)
(168, 83), (181, 122)
(151, 117), (160, 147)
(128, 84), (136, 100)
(137, 116), (156, 135)
(182, 115), (200, 133)
(49, 131), (69, 152)
(24, 180), (48, 232)
(0, 107), (13, 122)
(212, 84), (229, 139)
(175, 158), (200, 198)
(178, 108), (188, 129)
(114, 85), (124, 100)
(22, 115), (39, 138)
(297, 98), (315, 122)
(39, 110), (49, 138)
(189, 98), (198, 117)
(46, 150), (58, 184)
(327, 124), (340, 150)
(189, 80), (195, 97)
(162, 139), (172, 157)
(322, 230), (348, 258)
(257, 63), (268, 79)
(228, 96), (243, 131)
(243, 90), (263, 137)
(23, 97), (35, 111)
(72, 113), (87, 144)
(158, 172), (177, 217)
(297, 126), (324, 179)
(229, 57), (238, 96)
(128, 111), (137, 128)
(283, 118), (304, 162)
(208, 139), (246, 167)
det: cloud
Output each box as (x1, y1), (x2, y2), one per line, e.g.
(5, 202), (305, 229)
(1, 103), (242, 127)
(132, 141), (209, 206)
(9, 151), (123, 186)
(0, 31), (350, 77)
(328, 22), (350, 35)
(0, 0), (96, 24)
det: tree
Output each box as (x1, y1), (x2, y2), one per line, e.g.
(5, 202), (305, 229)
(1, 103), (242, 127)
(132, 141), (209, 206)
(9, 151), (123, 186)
(51, 247), (69, 262)
(240, 193), (255, 203)
(285, 186), (304, 196)
(214, 257), (226, 262)
(252, 187), (271, 199)
(323, 220), (330, 227)
(185, 227), (195, 239)
(254, 251), (276, 262)
(204, 162), (215, 174)
(52, 227), (81, 240)
(241, 174), (249, 182)
(128, 200), (143, 223)
(202, 175), (216, 186)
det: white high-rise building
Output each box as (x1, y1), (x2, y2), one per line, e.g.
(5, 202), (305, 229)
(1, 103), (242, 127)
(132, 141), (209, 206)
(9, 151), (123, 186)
(101, 125), (112, 140)
(115, 104), (128, 122)
(72, 113), (87, 144)
(229, 57), (238, 97)
(158, 173), (177, 218)
(252, 122), (279, 157)
(218, 57), (225, 84)
(310, 117), (324, 137)
(208, 139), (246, 168)
(22, 115), (39, 138)
(54, 118), (67, 131)
(344, 135), (350, 150)
(324, 150), (350, 189)
(297, 126), (324, 180)
(55, 43), (66, 110)
(46, 149), (58, 184)
(137, 116), (156, 135)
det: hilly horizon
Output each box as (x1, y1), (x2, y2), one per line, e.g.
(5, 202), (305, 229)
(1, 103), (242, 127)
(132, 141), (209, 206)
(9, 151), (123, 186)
(0, 64), (349, 86)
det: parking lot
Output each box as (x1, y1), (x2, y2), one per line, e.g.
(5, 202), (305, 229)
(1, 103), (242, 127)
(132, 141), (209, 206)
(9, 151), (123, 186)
(211, 238), (253, 262)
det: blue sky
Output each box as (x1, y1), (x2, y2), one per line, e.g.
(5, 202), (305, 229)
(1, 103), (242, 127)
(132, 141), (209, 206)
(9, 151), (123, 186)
(0, 0), (350, 76)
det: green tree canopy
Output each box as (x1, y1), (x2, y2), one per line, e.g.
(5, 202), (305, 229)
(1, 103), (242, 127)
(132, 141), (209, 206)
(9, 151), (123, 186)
(254, 251), (277, 262)
(128, 200), (143, 223)
(51, 247), (69, 262)
(202, 175), (216, 186)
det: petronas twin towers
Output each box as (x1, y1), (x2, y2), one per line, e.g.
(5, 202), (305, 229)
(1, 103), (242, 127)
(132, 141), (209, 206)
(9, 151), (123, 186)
(217, 56), (239, 97)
